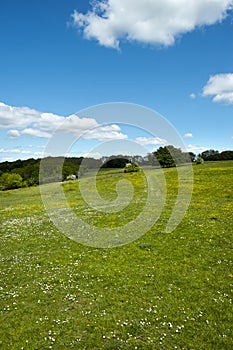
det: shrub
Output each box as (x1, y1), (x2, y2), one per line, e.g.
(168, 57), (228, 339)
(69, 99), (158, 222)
(124, 162), (141, 173)
(0, 173), (24, 190)
(196, 156), (204, 164)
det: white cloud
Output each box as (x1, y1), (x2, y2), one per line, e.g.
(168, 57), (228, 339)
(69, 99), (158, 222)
(8, 127), (53, 139)
(79, 151), (102, 159)
(7, 129), (21, 138)
(21, 128), (52, 138)
(71, 0), (233, 49)
(8, 127), (52, 139)
(0, 102), (62, 131)
(184, 133), (193, 138)
(33, 151), (44, 157)
(0, 102), (41, 129)
(34, 112), (65, 131)
(0, 101), (127, 141)
(202, 73), (233, 104)
(0, 148), (31, 154)
(190, 93), (196, 99)
(0, 157), (14, 162)
(58, 114), (99, 135)
(185, 144), (209, 153)
(83, 124), (127, 141)
(135, 137), (168, 146)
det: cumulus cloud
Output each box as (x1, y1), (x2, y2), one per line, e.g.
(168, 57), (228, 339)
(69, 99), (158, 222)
(0, 101), (127, 141)
(135, 137), (168, 146)
(0, 102), (64, 132)
(202, 73), (233, 104)
(71, 0), (233, 49)
(34, 112), (65, 131)
(84, 124), (127, 141)
(185, 144), (209, 153)
(0, 102), (40, 129)
(184, 133), (193, 138)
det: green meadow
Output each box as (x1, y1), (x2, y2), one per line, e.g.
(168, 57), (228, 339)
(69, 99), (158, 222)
(0, 161), (232, 349)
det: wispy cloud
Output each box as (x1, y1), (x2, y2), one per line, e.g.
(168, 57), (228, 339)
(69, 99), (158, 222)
(202, 73), (233, 104)
(0, 147), (47, 162)
(0, 148), (31, 155)
(71, 0), (233, 49)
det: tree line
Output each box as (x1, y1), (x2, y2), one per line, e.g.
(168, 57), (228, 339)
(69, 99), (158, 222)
(198, 149), (233, 161)
(0, 147), (232, 190)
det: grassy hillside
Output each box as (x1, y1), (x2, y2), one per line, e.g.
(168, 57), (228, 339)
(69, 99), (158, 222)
(0, 161), (232, 349)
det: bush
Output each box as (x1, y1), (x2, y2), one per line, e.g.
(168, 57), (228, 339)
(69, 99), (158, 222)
(0, 173), (24, 190)
(196, 157), (204, 164)
(124, 162), (141, 173)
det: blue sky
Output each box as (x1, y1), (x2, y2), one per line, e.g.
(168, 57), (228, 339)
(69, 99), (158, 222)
(0, 0), (233, 161)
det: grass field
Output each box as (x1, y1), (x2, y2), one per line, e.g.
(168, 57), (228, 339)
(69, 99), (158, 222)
(0, 161), (232, 349)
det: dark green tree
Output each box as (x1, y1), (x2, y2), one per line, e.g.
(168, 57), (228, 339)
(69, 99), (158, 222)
(101, 157), (129, 168)
(201, 150), (219, 160)
(153, 145), (189, 168)
(153, 146), (175, 168)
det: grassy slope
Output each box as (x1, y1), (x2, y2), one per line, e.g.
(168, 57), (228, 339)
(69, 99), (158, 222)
(0, 161), (232, 349)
